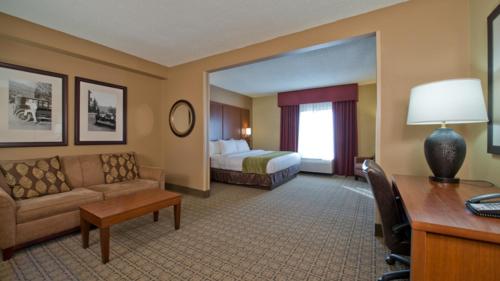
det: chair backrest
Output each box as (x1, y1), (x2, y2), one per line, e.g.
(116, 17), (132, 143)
(363, 160), (406, 251)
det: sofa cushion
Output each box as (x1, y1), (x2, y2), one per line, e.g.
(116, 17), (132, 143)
(100, 153), (139, 184)
(85, 179), (158, 199)
(0, 171), (12, 196)
(79, 155), (105, 186)
(16, 188), (103, 223)
(60, 155), (84, 188)
(0, 157), (72, 200)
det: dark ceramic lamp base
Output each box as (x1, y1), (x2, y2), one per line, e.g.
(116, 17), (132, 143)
(429, 176), (460, 184)
(424, 127), (466, 184)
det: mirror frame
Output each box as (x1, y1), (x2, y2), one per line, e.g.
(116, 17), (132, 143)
(169, 99), (195, 137)
(488, 4), (500, 154)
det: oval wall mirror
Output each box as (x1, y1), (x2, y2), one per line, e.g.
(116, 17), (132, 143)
(169, 100), (195, 137)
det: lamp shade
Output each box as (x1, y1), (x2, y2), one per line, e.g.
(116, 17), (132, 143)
(245, 128), (252, 136)
(407, 79), (488, 125)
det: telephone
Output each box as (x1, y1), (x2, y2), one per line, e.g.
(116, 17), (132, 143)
(465, 193), (500, 218)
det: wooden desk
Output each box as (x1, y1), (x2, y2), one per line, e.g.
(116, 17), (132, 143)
(392, 175), (500, 281)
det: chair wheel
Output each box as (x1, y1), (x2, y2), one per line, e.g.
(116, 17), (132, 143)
(385, 255), (396, 265)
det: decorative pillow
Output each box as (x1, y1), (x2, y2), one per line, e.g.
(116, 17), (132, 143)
(0, 156), (71, 200)
(209, 141), (221, 156)
(100, 153), (139, 184)
(220, 140), (237, 155)
(236, 140), (250, 152)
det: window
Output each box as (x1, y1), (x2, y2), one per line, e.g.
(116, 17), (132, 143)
(298, 102), (334, 160)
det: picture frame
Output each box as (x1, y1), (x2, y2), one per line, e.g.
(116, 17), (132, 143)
(488, 4), (500, 154)
(75, 77), (127, 145)
(0, 62), (67, 148)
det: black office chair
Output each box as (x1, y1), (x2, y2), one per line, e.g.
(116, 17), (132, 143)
(363, 160), (411, 281)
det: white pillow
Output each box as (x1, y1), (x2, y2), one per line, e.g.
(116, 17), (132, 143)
(220, 140), (238, 155)
(236, 140), (250, 152)
(209, 141), (221, 156)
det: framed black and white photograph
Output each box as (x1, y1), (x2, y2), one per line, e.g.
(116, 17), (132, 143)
(0, 62), (67, 147)
(75, 77), (127, 145)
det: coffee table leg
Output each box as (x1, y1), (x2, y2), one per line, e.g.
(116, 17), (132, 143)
(174, 202), (181, 230)
(100, 227), (110, 264)
(81, 218), (90, 249)
(153, 211), (159, 222)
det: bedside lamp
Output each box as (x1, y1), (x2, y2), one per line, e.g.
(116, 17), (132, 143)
(245, 128), (252, 136)
(407, 79), (488, 183)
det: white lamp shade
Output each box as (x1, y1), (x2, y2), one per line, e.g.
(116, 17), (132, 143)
(407, 78), (488, 125)
(245, 128), (252, 135)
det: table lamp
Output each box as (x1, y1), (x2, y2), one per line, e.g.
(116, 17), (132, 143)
(407, 78), (488, 183)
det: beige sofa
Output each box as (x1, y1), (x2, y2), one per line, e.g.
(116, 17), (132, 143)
(0, 153), (165, 261)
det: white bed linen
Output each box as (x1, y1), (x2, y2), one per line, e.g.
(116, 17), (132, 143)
(210, 150), (301, 174)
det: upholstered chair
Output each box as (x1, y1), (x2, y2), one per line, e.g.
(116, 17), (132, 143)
(363, 160), (411, 281)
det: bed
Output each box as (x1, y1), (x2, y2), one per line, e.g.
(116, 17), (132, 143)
(210, 140), (301, 189)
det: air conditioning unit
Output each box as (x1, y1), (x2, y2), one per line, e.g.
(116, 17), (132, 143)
(300, 158), (333, 174)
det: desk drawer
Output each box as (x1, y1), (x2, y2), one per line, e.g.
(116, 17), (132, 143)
(411, 230), (500, 281)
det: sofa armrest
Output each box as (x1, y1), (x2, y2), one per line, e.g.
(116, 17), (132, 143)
(139, 166), (165, 189)
(0, 188), (16, 250)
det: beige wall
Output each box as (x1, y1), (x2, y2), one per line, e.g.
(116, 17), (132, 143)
(252, 94), (280, 150)
(358, 84), (377, 157)
(0, 1), (476, 192)
(209, 85), (252, 111)
(468, 0), (500, 185)
(164, 0), (471, 191)
(0, 14), (169, 168)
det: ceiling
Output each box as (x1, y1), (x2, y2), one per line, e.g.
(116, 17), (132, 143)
(209, 35), (376, 96)
(0, 0), (405, 66)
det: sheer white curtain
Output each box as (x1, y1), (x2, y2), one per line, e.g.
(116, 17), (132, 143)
(298, 102), (334, 160)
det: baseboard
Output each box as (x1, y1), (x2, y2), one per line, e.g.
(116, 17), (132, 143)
(165, 183), (210, 198)
(374, 223), (383, 237)
(299, 171), (334, 176)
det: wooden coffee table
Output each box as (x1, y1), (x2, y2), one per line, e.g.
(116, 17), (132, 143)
(79, 189), (181, 264)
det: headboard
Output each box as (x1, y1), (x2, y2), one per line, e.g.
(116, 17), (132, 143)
(209, 101), (250, 141)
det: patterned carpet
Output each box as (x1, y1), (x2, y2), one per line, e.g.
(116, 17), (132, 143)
(0, 174), (401, 281)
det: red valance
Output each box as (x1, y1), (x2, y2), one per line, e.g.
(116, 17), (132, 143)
(277, 84), (358, 107)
